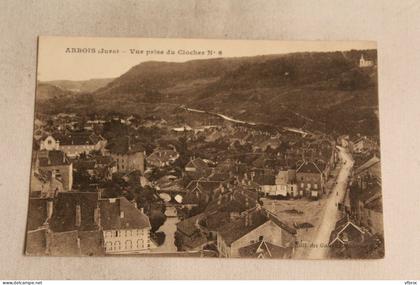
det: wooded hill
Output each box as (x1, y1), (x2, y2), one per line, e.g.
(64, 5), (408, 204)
(36, 49), (379, 136)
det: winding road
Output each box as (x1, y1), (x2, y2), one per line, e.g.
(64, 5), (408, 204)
(306, 145), (354, 259)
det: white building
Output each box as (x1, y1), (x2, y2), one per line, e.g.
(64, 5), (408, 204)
(359, 54), (374, 68)
(100, 197), (155, 254)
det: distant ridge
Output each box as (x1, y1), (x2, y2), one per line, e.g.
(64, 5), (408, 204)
(36, 49), (379, 136)
(44, 78), (114, 93)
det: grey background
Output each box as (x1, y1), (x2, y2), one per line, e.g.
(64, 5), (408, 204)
(1, 0), (419, 280)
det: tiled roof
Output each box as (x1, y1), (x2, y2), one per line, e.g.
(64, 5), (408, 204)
(328, 215), (364, 246)
(147, 149), (178, 165)
(355, 156), (380, 175)
(95, 155), (113, 165)
(107, 136), (145, 155)
(49, 192), (100, 232)
(55, 132), (104, 146)
(27, 198), (49, 231)
(25, 229), (47, 255)
(186, 180), (223, 194)
(99, 197), (151, 230)
(205, 188), (258, 215)
(359, 180), (382, 203)
(217, 209), (269, 246)
(38, 150), (71, 167)
(364, 195), (383, 213)
(73, 159), (96, 170)
(296, 161), (322, 174)
(238, 240), (292, 258)
(185, 158), (209, 170)
(46, 230), (105, 256)
(254, 174), (276, 186)
(176, 214), (204, 237)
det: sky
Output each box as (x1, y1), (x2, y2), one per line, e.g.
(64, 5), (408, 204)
(37, 36), (376, 82)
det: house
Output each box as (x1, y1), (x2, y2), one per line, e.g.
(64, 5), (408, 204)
(256, 169), (298, 198)
(40, 135), (60, 151)
(107, 137), (146, 174)
(100, 197), (153, 254)
(352, 136), (377, 153)
(296, 161), (324, 199)
(275, 169), (298, 197)
(359, 54), (374, 68)
(229, 130), (251, 146)
(238, 239), (293, 259)
(362, 193), (383, 235)
(41, 133), (107, 158)
(47, 192), (153, 255)
(351, 176), (384, 235)
(175, 214), (207, 251)
(200, 188), (259, 239)
(216, 207), (296, 258)
(73, 155), (116, 181)
(354, 155), (381, 181)
(37, 150), (73, 191)
(184, 180), (225, 205)
(26, 192), (105, 256)
(184, 158), (212, 179)
(254, 136), (281, 152)
(328, 215), (367, 249)
(146, 148), (179, 168)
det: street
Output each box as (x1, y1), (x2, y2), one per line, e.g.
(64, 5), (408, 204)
(305, 146), (354, 259)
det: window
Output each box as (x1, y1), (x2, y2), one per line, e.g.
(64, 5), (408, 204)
(125, 240), (132, 250)
(314, 184), (318, 189)
(307, 183), (311, 189)
(105, 241), (112, 251)
(47, 139), (52, 145)
(301, 183), (304, 188)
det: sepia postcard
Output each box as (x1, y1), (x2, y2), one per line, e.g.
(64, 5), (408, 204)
(25, 36), (384, 259)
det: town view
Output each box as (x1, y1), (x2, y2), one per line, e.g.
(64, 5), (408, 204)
(26, 43), (384, 259)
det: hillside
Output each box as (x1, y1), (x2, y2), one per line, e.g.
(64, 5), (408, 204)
(35, 49), (379, 136)
(36, 83), (74, 101)
(44, 78), (114, 93)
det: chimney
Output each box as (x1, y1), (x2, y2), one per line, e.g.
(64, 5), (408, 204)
(46, 200), (53, 220)
(75, 204), (81, 227)
(76, 237), (81, 255)
(244, 214), (249, 227)
(94, 205), (101, 227)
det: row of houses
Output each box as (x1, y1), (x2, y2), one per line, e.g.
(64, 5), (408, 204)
(175, 187), (297, 258)
(26, 192), (154, 256)
(328, 151), (384, 258)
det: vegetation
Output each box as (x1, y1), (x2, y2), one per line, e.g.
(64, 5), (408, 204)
(36, 49), (379, 136)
